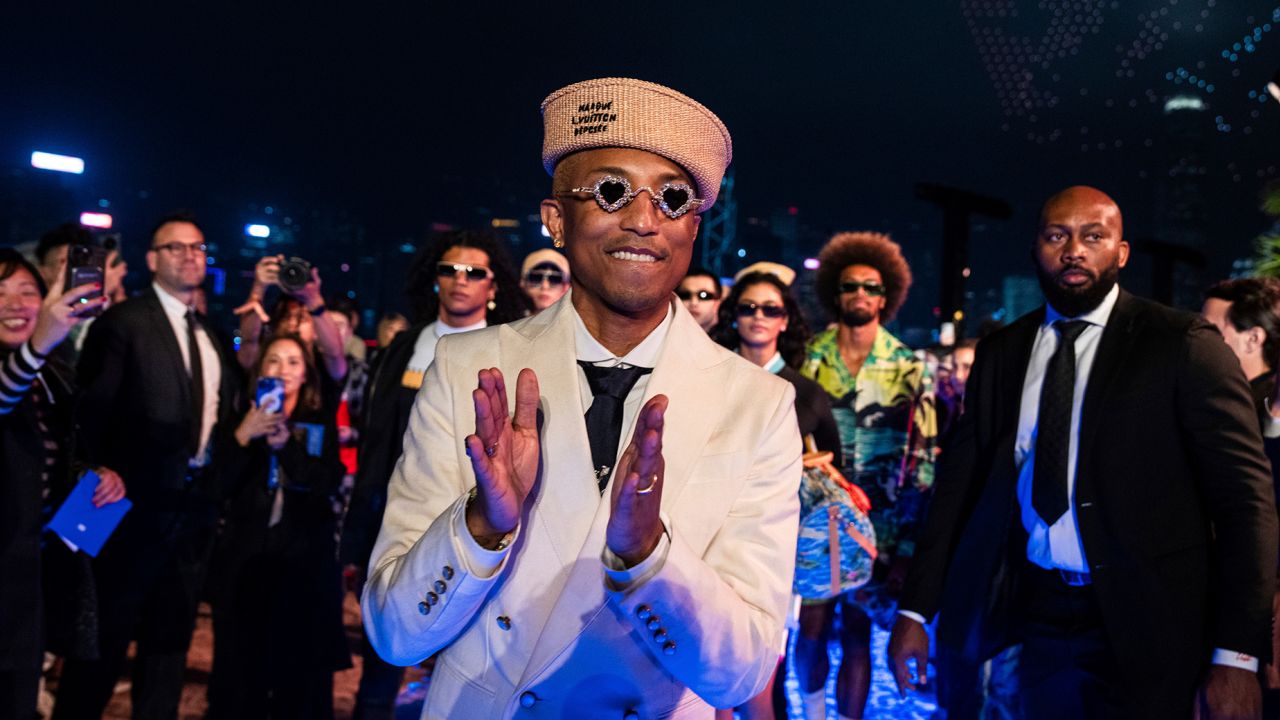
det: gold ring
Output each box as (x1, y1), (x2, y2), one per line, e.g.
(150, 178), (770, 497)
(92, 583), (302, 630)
(636, 474), (659, 495)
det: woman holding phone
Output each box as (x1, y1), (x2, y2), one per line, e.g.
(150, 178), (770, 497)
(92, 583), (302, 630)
(0, 248), (124, 718)
(207, 333), (350, 719)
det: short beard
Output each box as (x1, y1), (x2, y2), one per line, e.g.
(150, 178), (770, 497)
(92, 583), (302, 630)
(839, 307), (878, 328)
(1036, 262), (1120, 318)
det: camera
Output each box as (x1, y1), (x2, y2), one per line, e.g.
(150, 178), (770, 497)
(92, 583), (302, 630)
(65, 234), (119, 317)
(278, 257), (313, 293)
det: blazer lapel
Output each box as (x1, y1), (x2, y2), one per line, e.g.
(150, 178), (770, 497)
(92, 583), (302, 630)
(142, 289), (192, 409)
(516, 297), (726, 687)
(1075, 289), (1141, 499)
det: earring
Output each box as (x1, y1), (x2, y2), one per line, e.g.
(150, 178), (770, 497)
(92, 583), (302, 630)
(433, 283), (439, 294)
(553, 237), (564, 249)
(487, 299), (497, 311)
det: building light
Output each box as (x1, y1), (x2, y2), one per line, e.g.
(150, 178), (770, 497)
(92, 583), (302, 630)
(245, 224), (270, 238)
(1163, 95), (1205, 113)
(491, 218), (520, 229)
(79, 212), (112, 229)
(31, 151), (85, 174)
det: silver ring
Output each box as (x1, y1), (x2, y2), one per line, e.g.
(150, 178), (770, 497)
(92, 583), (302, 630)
(636, 474), (659, 495)
(485, 443), (498, 458)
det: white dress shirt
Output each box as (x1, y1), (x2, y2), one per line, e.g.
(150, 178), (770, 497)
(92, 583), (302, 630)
(408, 318), (487, 374)
(1016, 284), (1119, 573)
(153, 282), (221, 467)
(453, 299), (676, 587)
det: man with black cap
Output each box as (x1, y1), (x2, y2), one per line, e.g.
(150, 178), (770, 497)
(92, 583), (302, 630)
(362, 78), (802, 719)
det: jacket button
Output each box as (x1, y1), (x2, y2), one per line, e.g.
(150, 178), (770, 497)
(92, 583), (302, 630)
(434, 579), (448, 594)
(417, 601), (430, 615)
(624, 711), (639, 720)
(426, 592), (439, 606)
(662, 641), (676, 656)
(497, 616), (512, 630)
(635, 605), (652, 620)
(442, 565), (455, 580)
(519, 691), (536, 708)
(645, 617), (661, 631)
(652, 630), (668, 644)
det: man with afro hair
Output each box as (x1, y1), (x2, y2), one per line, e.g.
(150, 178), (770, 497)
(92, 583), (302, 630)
(796, 231), (937, 720)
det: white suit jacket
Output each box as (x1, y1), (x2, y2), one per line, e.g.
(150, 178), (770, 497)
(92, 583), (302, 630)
(362, 296), (801, 719)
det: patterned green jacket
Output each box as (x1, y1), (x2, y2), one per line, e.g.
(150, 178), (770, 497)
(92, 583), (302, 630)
(800, 326), (937, 559)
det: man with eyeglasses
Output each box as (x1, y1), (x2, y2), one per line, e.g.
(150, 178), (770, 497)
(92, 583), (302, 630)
(56, 213), (240, 720)
(520, 248), (571, 313)
(677, 266), (722, 333)
(795, 231), (937, 720)
(362, 77), (801, 719)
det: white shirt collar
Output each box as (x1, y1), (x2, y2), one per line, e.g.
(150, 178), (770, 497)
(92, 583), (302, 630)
(572, 299), (673, 368)
(152, 281), (194, 319)
(1044, 283), (1120, 329)
(434, 317), (487, 338)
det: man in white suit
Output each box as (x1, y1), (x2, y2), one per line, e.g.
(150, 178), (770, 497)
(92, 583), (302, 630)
(363, 77), (802, 719)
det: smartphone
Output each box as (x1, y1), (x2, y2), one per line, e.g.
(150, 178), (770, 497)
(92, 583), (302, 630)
(65, 242), (106, 316)
(256, 377), (285, 414)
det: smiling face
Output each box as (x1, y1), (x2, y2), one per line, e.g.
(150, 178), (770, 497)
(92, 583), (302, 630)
(736, 281), (788, 351)
(0, 264), (42, 351)
(542, 147), (701, 320)
(1033, 186), (1129, 318)
(261, 337), (308, 400)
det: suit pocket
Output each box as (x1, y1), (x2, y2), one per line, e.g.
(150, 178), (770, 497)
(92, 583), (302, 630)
(425, 655), (496, 719)
(671, 453), (748, 554)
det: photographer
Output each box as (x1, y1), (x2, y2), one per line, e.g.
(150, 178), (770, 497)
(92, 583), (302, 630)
(234, 254), (348, 383)
(0, 248), (123, 719)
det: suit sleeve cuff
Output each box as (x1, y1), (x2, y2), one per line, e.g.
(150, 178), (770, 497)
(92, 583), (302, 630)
(1211, 648), (1259, 672)
(602, 516), (672, 591)
(450, 497), (516, 580)
(897, 609), (928, 626)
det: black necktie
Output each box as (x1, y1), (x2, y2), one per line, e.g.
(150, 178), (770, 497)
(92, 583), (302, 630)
(1033, 320), (1089, 525)
(186, 309), (205, 458)
(579, 361), (652, 492)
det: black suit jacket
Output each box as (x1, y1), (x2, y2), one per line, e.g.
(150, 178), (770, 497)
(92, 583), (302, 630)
(76, 287), (240, 516)
(901, 290), (1278, 698)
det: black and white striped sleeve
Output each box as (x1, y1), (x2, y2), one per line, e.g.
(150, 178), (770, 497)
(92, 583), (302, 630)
(0, 342), (46, 415)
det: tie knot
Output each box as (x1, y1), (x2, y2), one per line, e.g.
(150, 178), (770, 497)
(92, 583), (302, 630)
(1054, 320), (1089, 343)
(578, 361), (652, 400)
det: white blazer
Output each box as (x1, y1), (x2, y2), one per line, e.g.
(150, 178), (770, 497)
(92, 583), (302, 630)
(363, 295), (801, 719)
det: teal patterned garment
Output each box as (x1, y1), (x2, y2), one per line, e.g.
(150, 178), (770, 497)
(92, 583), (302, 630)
(800, 326), (937, 563)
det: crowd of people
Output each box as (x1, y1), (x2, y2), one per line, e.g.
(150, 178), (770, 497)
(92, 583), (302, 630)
(2, 75), (1279, 720)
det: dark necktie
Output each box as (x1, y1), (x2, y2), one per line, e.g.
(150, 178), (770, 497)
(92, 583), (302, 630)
(579, 361), (652, 492)
(1032, 320), (1089, 525)
(186, 309), (205, 458)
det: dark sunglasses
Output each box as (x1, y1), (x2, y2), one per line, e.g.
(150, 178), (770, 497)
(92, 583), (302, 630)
(522, 269), (565, 287)
(676, 289), (716, 302)
(557, 175), (705, 219)
(736, 302), (788, 319)
(435, 262), (493, 281)
(839, 280), (886, 297)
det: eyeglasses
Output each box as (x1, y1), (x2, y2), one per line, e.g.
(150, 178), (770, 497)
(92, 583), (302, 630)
(676, 289), (716, 302)
(736, 302), (788, 319)
(557, 175), (705, 219)
(153, 242), (208, 256)
(522, 269), (565, 287)
(839, 280), (886, 297)
(435, 262), (493, 281)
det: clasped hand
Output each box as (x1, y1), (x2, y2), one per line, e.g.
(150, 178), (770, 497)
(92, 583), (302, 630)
(463, 367), (668, 566)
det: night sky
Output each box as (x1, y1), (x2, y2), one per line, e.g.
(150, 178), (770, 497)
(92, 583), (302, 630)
(2, 2), (1278, 328)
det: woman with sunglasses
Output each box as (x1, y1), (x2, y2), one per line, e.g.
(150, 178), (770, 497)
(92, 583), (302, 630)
(0, 248), (124, 718)
(520, 248), (571, 313)
(712, 270), (842, 720)
(208, 333), (351, 718)
(338, 230), (530, 717)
